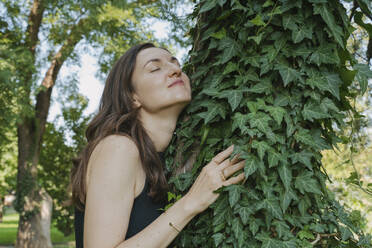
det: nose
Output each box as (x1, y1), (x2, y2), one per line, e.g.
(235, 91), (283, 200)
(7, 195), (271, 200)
(168, 63), (182, 78)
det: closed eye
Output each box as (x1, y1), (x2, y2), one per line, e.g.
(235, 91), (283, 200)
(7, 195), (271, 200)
(150, 68), (160, 72)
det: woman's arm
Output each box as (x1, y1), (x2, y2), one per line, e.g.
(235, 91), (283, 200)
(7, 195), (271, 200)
(84, 136), (244, 248)
(84, 135), (197, 248)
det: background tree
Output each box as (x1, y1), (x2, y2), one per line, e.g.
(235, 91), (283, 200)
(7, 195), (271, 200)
(164, 0), (372, 247)
(0, 0), (166, 246)
(38, 92), (91, 236)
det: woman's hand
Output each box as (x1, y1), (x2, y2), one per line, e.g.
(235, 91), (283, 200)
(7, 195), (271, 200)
(184, 144), (246, 214)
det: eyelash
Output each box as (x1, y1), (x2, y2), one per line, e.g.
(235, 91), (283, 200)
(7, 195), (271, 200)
(150, 63), (181, 73)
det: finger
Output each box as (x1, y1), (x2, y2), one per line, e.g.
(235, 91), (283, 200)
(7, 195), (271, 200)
(223, 160), (245, 178)
(218, 154), (243, 170)
(212, 144), (234, 164)
(222, 172), (245, 186)
(229, 153), (242, 164)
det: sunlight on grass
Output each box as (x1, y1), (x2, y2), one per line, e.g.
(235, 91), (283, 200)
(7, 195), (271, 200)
(0, 211), (75, 247)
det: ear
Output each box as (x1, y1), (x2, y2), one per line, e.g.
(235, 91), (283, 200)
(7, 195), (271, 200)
(132, 93), (142, 108)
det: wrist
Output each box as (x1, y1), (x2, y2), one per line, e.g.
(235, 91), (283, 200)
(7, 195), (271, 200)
(179, 193), (200, 216)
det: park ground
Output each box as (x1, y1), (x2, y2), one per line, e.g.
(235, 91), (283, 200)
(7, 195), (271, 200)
(0, 206), (75, 248)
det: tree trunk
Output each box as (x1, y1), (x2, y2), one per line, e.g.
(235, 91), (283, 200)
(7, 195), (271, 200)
(15, 111), (53, 248)
(15, 188), (52, 248)
(0, 197), (3, 223)
(14, 2), (87, 243)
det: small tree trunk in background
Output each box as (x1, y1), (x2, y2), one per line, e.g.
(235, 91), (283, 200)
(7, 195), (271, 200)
(0, 197), (3, 223)
(15, 189), (52, 248)
(15, 116), (53, 248)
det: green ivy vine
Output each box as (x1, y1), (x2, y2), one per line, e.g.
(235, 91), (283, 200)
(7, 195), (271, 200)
(165, 0), (372, 247)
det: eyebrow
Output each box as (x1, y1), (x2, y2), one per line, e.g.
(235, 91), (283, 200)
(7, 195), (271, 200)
(143, 56), (180, 68)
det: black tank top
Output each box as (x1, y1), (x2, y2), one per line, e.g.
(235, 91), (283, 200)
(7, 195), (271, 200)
(74, 152), (174, 247)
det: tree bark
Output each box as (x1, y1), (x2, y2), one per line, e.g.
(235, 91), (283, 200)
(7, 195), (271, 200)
(0, 197), (3, 223)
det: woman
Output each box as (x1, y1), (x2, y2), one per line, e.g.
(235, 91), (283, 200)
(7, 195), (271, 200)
(71, 43), (246, 248)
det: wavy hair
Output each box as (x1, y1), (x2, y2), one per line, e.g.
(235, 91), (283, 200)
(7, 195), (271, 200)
(71, 43), (169, 210)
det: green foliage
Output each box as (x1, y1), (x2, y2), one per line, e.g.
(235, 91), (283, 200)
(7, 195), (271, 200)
(322, 144), (372, 234)
(166, 0), (372, 247)
(39, 94), (91, 235)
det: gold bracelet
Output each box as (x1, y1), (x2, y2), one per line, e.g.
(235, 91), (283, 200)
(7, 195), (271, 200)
(169, 222), (180, 233)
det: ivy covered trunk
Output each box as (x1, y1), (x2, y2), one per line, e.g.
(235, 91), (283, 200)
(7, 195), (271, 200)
(165, 0), (371, 247)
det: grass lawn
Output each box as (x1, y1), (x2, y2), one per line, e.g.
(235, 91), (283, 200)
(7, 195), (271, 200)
(0, 208), (75, 247)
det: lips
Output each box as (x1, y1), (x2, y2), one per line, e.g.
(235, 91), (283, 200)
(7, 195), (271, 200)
(168, 79), (184, 88)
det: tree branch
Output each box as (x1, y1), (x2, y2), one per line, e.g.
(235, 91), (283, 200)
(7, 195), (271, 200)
(34, 17), (89, 141)
(26, 0), (45, 56)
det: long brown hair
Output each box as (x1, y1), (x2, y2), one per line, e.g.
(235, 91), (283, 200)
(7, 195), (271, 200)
(71, 43), (169, 210)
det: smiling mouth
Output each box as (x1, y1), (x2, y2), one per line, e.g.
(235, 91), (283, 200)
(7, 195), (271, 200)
(168, 79), (184, 88)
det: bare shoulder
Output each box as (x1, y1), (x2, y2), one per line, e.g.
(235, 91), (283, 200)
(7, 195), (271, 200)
(94, 134), (139, 158)
(86, 134), (141, 188)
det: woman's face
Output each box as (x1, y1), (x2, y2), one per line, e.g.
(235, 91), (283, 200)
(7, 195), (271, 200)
(131, 47), (191, 113)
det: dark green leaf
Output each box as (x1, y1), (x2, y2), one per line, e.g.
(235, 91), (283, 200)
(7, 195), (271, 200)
(279, 164), (292, 191)
(313, 3), (344, 48)
(276, 65), (301, 86)
(200, 1), (217, 13)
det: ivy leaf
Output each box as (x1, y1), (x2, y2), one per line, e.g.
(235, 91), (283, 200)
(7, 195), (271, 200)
(248, 33), (264, 45)
(211, 28), (226, 40)
(306, 73), (341, 100)
(274, 93), (290, 107)
(252, 140), (271, 160)
(232, 112), (249, 133)
(282, 239), (298, 248)
(309, 44), (339, 66)
(293, 44), (312, 59)
(320, 97), (339, 113)
(292, 25), (312, 43)
(223, 61), (238, 74)
(263, 196), (283, 219)
(280, 187), (298, 213)
(200, 1), (217, 13)
(250, 14), (265, 26)
(232, 218), (245, 246)
(238, 206), (253, 225)
(302, 102), (330, 121)
(298, 198), (308, 216)
(295, 171), (322, 195)
(276, 64), (301, 86)
(294, 128), (314, 146)
(227, 185), (244, 207)
(290, 150), (313, 170)
(266, 106), (286, 125)
(268, 149), (280, 168)
(212, 233), (225, 247)
(246, 79), (272, 93)
(279, 164), (292, 191)
(249, 112), (271, 133)
(249, 218), (260, 235)
(221, 44), (238, 64)
(198, 101), (227, 124)
(340, 226), (353, 241)
(313, 3), (344, 48)
(256, 232), (278, 248)
(353, 63), (372, 95)
(284, 115), (295, 137)
(222, 90), (243, 111)
(282, 14), (298, 30)
(273, 220), (291, 238)
(243, 155), (259, 177)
